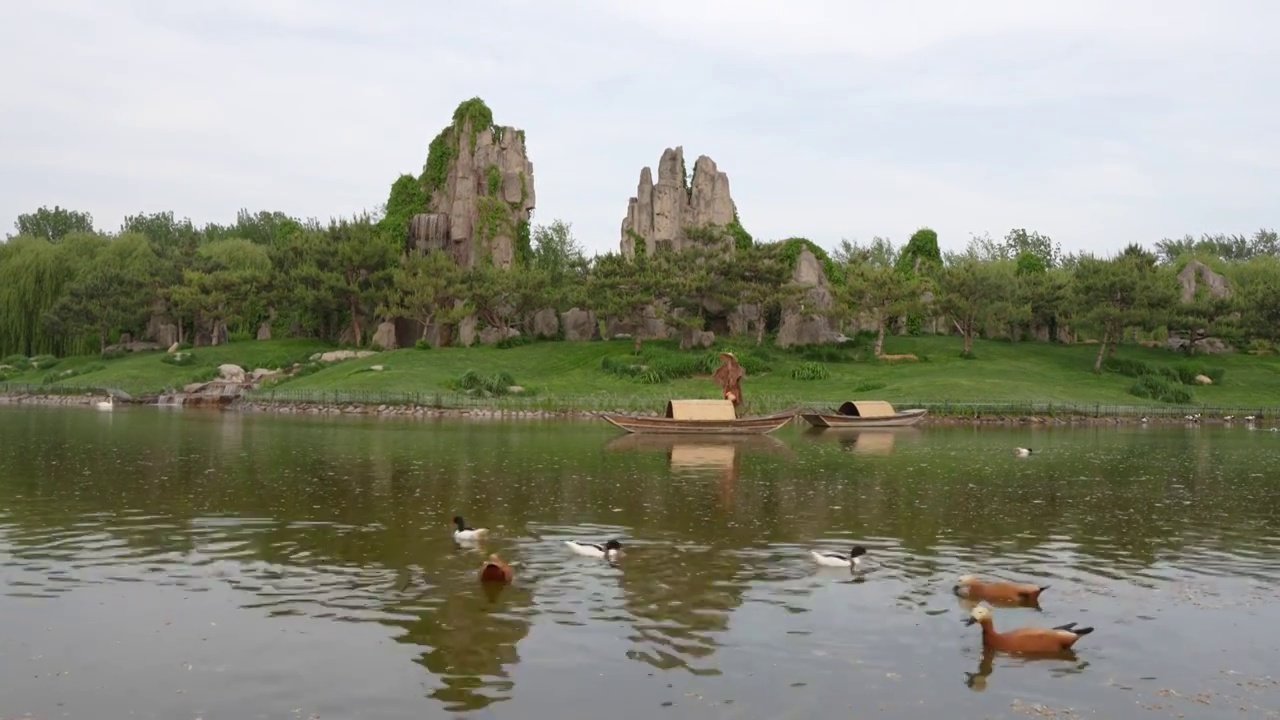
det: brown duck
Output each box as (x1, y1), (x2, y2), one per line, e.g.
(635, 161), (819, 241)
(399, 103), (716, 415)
(963, 605), (1093, 653)
(478, 554), (513, 584)
(954, 574), (1049, 605)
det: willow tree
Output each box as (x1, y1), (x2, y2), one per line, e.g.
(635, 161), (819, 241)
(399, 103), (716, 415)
(44, 234), (160, 352)
(0, 233), (107, 357)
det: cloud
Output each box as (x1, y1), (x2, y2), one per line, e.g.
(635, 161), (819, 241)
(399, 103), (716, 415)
(0, 0), (1276, 256)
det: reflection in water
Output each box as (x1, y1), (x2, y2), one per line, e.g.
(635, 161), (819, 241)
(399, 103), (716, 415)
(2, 409), (1280, 719)
(964, 646), (1086, 691)
(800, 426), (924, 455)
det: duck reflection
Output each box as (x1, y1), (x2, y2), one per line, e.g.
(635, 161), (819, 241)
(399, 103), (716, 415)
(964, 646), (1085, 691)
(391, 554), (535, 713)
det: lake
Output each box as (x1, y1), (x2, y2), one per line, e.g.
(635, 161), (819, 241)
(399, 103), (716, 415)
(2, 406), (1278, 719)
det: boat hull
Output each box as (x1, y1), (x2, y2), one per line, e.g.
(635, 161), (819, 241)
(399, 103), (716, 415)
(799, 408), (928, 428)
(599, 410), (795, 435)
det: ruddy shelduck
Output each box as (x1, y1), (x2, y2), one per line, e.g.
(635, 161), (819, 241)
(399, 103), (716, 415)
(963, 605), (1093, 653)
(954, 575), (1049, 604)
(478, 554), (513, 584)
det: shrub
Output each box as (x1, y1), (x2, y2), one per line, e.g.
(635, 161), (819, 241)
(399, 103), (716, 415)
(101, 348), (126, 360)
(1128, 375), (1193, 403)
(1, 354), (31, 371)
(791, 361), (830, 381)
(853, 380), (886, 393)
(42, 364), (105, 385)
(414, 339), (432, 350)
(1103, 356), (1155, 378)
(30, 354), (59, 370)
(496, 334), (532, 350)
(454, 369), (519, 396)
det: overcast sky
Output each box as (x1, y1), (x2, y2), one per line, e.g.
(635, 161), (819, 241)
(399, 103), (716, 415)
(2, 1), (1277, 257)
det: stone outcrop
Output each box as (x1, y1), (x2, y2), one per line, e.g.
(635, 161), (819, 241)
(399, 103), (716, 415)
(775, 248), (846, 348)
(620, 146), (738, 258)
(407, 98), (535, 269)
(560, 308), (598, 342)
(370, 321), (398, 350)
(1177, 260), (1231, 303)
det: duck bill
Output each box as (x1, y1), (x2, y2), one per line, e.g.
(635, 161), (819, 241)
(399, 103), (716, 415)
(963, 617), (977, 626)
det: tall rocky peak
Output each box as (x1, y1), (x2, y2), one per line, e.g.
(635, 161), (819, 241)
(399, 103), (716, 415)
(620, 146), (738, 258)
(406, 98), (535, 268)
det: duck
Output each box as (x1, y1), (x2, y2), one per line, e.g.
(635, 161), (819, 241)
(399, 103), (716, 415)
(1223, 415), (1235, 422)
(954, 575), (1049, 604)
(478, 554), (513, 584)
(452, 515), (489, 541)
(810, 545), (867, 569)
(1014, 447), (1032, 457)
(963, 604), (1093, 653)
(565, 539), (623, 562)
(95, 396), (114, 411)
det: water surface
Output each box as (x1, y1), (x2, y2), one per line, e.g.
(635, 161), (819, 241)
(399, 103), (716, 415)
(2, 407), (1279, 718)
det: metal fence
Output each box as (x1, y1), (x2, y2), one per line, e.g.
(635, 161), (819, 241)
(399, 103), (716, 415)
(5, 382), (1279, 418)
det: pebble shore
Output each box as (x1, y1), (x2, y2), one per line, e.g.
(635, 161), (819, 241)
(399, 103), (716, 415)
(2, 391), (1249, 425)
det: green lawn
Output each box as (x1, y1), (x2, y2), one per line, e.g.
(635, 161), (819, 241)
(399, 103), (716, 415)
(5, 335), (1280, 410)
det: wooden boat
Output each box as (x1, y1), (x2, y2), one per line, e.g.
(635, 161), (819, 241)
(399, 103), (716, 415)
(599, 399), (796, 435)
(799, 400), (928, 428)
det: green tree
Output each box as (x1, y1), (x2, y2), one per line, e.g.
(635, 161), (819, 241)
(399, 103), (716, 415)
(384, 250), (468, 341)
(935, 255), (1017, 356)
(715, 243), (798, 345)
(169, 238), (273, 343)
(530, 219), (586, 287)
(1232, 255), (1280, 344)
(835, 241), (922, 356)
(327, 215), (399, 345)
(1074, 251), (1175, 372)
(43, 234), (160, 352)
(587, 252), (670, 352)
(11, 205), (95, 241)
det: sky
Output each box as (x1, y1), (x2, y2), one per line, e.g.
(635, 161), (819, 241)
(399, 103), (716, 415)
(2, 0), (1278, 258)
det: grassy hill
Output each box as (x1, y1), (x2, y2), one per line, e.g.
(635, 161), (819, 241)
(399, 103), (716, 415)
(4, 335), (1280, 413)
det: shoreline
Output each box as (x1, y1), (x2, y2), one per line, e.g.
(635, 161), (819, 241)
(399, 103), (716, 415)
(2, 391), (1259, 426)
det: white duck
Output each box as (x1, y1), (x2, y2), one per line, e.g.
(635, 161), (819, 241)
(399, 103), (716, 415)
(565, 539), (623, 562)
(1014, 447), (1033, 457)
(452, 515), (489, 541)
(95, 396), (114, 411)
(810, 545), (867, 569)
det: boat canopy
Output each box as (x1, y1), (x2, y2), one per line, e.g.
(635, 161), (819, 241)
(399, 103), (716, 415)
(665, 399), (738, 420)
(836, 400), (897, 418)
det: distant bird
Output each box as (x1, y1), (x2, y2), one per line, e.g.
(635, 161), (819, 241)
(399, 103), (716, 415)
(95, 396), (114, 411)
(1014, 447), (1033, 457)
(810, 545), (867, 570)
(954, 575), (1049, 605)
(963, 605), (1094, 653)
(1139, 416), (1149, 424)
(565, 539), (623, 562)
(1223, 415), (1235, 422)
(478, 554), (513, 584)
(452, 515), (489, 541)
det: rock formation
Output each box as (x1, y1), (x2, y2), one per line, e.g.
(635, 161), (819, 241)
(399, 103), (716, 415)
(1177, 259), (1231, 303)
(620, 147), (738, 257)
(775, 248), (846, 348)
(406, 98), (535, 269)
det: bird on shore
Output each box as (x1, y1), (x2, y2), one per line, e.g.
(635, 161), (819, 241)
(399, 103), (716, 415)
(1014, 447), (1033, 457)
(479, 554), (513, 584)
(954, 575), (1049, 605)
(963, 605), (1094, 653)
(453, 515), (489, 541)
(96, 396), (114, 411)
(810, 545), (867, 570)
(566, 539), (623, 562)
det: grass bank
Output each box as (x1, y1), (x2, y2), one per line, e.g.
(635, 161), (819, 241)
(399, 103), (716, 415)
(3, 335), (1280, 417)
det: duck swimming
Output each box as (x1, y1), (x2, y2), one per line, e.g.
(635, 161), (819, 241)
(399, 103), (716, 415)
(963, 605), (1093, 653)
(565, 539), (623, 561)
(452, 515), (489, 541)
(810, 545), (867, 569)
(954, 575), (1049, 604)
(479, 554), (513, 584)
(1014, 447), (1032, 457)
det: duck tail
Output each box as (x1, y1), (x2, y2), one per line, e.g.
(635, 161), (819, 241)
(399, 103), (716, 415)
(1037, 584), (1050, 594)
(1072, 626), (1095, 636)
